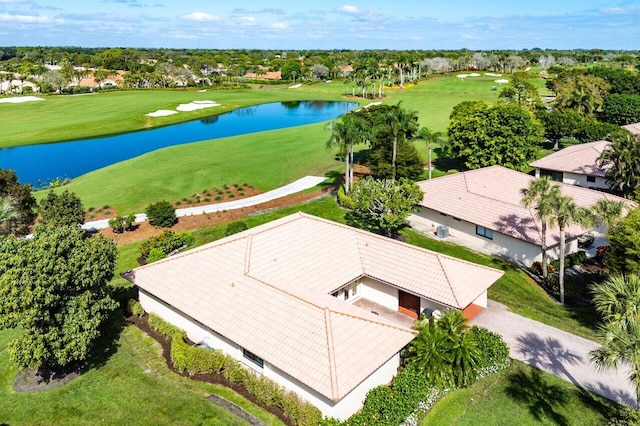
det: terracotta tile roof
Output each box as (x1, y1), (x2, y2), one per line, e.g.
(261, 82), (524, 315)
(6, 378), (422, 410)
(129, 213), (503, 401)
(529, 141), (610, 177)
(622, 122), (640, 135)
(417, 166), (633, 246)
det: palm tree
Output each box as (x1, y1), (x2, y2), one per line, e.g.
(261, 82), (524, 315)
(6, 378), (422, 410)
(590, 199), (626, 228)
(520, 178), (558, 281)
(0, 196), (18, 226)
(326, 113), (367, 193)
(382, 102), (418, 181)
(547, 192), (586, 305)
(417, 128), (445, 180)
(406, 310), (481, 389)
(590, 274), (640, 404)
(599, 134), (640, 199)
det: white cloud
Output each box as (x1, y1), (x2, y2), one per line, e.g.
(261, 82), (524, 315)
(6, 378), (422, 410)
(338, 5), (360, 14)
(599, 6), (637, 15)
(0, 13), (63, 24)
(241, 16), (255, 23)
(181, 12), (221, 22)
(271, 22), (287, 29)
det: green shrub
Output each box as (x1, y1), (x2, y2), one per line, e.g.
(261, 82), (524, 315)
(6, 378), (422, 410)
(109, 216), (125, 233)
(530, 261), (556, 276)
(145, 200), (177, 228)
(146, 247), (167, 263)
(139, 230), (195, 260)
(469, 326), (510, 376)
(336, 185), (355, 209)
(225, 221), (248, 236)
(127, 299), (145, 317)
(148, 313), (183, 339)
(566, 250), (587, 267)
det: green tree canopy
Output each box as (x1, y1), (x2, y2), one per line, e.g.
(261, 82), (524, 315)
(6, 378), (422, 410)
(498, 71), (542, 110)
(599, 134), (640, 199)
(590, 274), (640, 404)
(600, 94), (640, 126)
(607, 207), (640, 275)
(347, 177), (423, 237)
(447, 101), (544, 170)
(38, 189), (85, 227)
(0, 225), (117, 370)
(0, 169), (36, 237)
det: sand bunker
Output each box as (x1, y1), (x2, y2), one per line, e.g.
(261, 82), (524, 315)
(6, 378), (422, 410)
(495, 79), (509, 84)
(485, 73), (502, 77)
(146, 110), (178, 117)
(288, 83), (302, 89)
(0, 96), (44, 104)
(364, 102), (382, 108)
(468, 73), (480, 77)
(176, 100), (220, 112)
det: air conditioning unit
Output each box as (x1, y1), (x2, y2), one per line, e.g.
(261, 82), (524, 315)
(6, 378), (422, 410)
(436, 225), (449, 239)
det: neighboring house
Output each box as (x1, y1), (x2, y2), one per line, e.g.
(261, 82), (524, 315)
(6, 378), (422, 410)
(127, 212), (503, 420)
(529, 140), (611, 190)
(415, 165), (632, 267)
(622, 122), (640, 135)
(244, 71), (282, 80)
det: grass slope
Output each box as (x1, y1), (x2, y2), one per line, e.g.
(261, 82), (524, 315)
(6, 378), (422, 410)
(48, 122), (342, 213)
(420, 361), (621, 426)
(0, 326), (283, 426)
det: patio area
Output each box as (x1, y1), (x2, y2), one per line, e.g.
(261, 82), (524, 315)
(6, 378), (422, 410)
(353, 298), (417, 329)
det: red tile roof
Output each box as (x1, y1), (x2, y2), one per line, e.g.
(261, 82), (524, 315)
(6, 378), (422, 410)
(529, 141), (610, 177)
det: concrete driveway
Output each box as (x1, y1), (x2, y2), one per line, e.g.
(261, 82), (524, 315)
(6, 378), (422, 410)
(471, 300), (637, 407)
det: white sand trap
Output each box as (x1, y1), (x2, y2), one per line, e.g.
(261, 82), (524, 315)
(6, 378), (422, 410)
(197, 89), (207, 92)
(0, 96), (44, 104)
(147, 110), (178, 117)
(495, 79), (509, 84)
(457, 74), (468, 79)
(485, 73), (502, 77)
(468, 73), (480, 77)
(176, 100), (220, 112)
(364, 102), (382, 108)
(288, 83), (302, 89)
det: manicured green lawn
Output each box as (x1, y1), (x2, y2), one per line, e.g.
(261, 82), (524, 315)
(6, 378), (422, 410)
(420, 360), (622, 425)
(0, 326), (284, 426)
(39, 122), (344, 213)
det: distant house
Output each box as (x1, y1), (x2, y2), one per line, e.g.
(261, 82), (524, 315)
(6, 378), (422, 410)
(127, 212), (503, 420)
(415, 166), (632, 267)
(529, 140), (611, 190)
(244, 71), (282, 80)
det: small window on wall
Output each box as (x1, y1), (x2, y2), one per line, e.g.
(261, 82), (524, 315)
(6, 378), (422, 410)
(243, 349), (264, 368)
(586, 176), (596, 183)
(476, 225), (494, 240)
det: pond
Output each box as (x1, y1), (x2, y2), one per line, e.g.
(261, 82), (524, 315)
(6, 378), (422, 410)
(0, 100), (357, 186)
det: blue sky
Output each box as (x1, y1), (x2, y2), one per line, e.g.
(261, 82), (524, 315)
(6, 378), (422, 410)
(0, 0), (639, 50)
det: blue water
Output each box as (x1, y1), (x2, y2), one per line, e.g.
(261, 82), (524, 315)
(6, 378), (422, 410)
(1, 100), (357, 186)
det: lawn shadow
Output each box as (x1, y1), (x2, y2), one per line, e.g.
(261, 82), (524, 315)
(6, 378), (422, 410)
(515, 332), (583, 387)
(84, 306), (126, 372)
(582, 380), (637, 409)
(505, 367), (570, 426)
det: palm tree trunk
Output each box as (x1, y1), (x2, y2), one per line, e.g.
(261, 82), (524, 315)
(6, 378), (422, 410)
(428, 140), (432, 180)
(344, 151), (349, 193)
(392, 134), (398, 181)
(541, 222), (548, 280)
(349, 144), (354, 190)
(559, 226), (566, 305)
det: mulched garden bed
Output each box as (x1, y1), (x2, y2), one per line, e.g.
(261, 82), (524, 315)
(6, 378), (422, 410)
(127, 314), (294, 426)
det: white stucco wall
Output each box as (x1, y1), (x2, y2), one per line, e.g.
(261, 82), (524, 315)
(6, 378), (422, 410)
(470, 291), (488, 308)
(139, 289), (401, 421)
(415, 207), (581, 267)
(361, 277), (399, 310)
(266, 353), (400, 421)
(534, 168), (609, 190)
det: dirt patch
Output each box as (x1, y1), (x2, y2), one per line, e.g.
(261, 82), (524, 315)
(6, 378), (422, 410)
(86, 205), (117, 221)
(100, 188), (331, 246)
(128, 314), (293, 426)
(171, 183), (260, 210)
(13, 363), (82, 393)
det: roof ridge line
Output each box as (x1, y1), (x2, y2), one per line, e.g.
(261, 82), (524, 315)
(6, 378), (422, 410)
(324, 308), (340, 402)
(436, 254), (462, 309)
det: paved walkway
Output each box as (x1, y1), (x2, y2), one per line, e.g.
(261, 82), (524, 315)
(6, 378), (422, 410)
(81, 176), (327, 231)
(471, 300), (637, 407)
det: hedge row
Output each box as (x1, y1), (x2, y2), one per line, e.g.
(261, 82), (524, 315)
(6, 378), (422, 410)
(148, 314), (322, 426)
(139, 230), (195, 262)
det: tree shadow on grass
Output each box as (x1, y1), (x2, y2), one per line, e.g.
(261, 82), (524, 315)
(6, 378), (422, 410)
(84, 306), (126, 372)
(505, 367), (570, 426)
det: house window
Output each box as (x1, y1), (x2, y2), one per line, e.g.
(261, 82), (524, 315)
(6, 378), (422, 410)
(586, 176), (596, 183)
(332, 281), (360, 301)
(243, 349), (264, 368)
(540, 169), (563, 182)
(476, 225), (494, 240)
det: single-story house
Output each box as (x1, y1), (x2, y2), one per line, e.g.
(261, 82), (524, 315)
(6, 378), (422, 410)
(415, 165), (632, 267)
(529, 140), (610, 190)
(622, 122), (640, 135)
(127, 212), (503, 420)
